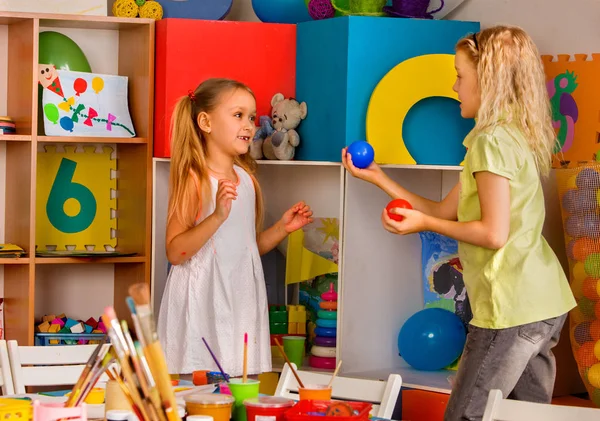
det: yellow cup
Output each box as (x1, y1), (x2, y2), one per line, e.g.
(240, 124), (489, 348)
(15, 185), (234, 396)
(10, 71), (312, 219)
(184, 393), (236, 421)
(298, 384), (332, 401)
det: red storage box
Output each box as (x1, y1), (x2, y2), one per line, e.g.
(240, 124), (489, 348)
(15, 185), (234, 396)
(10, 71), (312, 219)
(284, 400), (372, 421)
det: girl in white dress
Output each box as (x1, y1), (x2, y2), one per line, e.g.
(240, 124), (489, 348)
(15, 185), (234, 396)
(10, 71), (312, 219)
(158, 79), (313, 376)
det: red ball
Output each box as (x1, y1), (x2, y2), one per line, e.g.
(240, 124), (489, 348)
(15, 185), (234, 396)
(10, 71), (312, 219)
(386, 199), (412, 222)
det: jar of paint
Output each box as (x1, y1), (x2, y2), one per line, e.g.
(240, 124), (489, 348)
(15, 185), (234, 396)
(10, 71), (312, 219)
(243, 396), (295, 421)
(184, 393), (235, 421)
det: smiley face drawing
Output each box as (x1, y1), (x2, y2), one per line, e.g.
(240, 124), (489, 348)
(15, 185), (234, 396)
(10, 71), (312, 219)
(38, 64), (64, 97)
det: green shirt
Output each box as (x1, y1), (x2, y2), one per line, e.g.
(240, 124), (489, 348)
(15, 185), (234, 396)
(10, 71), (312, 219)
(458, 124), (576, 329)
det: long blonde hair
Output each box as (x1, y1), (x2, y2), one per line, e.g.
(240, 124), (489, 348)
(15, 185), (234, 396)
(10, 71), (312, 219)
(456, 25), (557, 177)
(168, 78), (264, 231)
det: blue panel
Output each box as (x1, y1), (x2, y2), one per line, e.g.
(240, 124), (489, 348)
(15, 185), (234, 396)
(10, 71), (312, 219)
(295, 16), (480, 163)
(346, 17), (480, 148)
(295, 18), (349, 162)
(403, 96), (474, 165)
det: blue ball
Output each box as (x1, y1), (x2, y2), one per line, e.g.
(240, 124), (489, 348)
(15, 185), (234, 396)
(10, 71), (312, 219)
(398, 308), (466, 371)
(347, 140), (374, 169)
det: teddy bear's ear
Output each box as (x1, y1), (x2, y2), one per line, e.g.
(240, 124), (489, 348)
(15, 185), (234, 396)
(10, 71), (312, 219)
(271, 93), (285, 107)
(299, 102), (308, 119)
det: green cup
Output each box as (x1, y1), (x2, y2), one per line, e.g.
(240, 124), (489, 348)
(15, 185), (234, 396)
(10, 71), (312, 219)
(228, 378), (260, 421)
(283, 336), (306, 368)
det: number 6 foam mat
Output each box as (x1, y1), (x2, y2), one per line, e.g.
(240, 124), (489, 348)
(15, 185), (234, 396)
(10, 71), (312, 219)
(36, 145), (116, 251)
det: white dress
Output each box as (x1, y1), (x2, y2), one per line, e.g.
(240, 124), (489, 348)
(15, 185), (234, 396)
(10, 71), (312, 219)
(157, 166), (272, 376)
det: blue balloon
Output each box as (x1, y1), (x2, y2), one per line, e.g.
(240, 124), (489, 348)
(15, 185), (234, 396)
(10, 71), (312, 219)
(347, 140), (374, 169)
(252, 0), (312, 24)
(60, 116), (74, 132)
(398, 308), (466, 371)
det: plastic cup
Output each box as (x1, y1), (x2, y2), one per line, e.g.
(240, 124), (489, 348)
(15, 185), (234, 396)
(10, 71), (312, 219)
(244, 396), (295, 421)
(228, 379), (260, 421)
(298, 384), (332, 401)
(283, 336), (306, 367)
(184, 393), (235, 421)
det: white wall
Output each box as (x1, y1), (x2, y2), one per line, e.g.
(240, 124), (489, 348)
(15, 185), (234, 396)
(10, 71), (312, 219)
(225, 0), (600, 55)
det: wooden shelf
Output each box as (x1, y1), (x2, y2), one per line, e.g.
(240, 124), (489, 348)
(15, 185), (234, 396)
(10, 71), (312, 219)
(0, 11), (155, 345)
(34, 256), (146, 264)
(257, 160), (341, 167)
(1, 11), (152, 29)
(344, 360), (453, 395)
(0, 135), (31, 141)
(37, 136), (148, 144)
(0, 258), (30, 264)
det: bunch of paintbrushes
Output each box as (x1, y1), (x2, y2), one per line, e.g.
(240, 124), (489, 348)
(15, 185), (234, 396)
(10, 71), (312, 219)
(66, 282), (181, 421)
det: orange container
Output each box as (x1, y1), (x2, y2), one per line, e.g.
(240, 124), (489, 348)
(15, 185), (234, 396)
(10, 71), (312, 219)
(298, 384), (332, 401)
(184, 393), (235, 421)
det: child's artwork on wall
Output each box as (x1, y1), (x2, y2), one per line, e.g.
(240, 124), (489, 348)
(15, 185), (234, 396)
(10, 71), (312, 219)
(419, 231), (472, 327)
(36, 145), (117, 252)
(543, 54), (600, 167)
(40, 67), (135, 138)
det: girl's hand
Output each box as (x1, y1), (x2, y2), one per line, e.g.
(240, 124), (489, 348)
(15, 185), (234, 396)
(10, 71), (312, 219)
(213, 179), (237, 223)
(281, 201), (314, 233)
(341, 147), (385, 185)
(381, 207), (429, 235)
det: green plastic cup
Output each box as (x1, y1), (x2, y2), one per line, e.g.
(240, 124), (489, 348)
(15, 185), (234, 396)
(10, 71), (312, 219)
(283, 336), (306, 368)
(228, 378), (260, 421)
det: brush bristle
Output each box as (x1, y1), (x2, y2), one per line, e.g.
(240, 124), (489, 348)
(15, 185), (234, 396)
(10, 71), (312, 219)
(128, 283), (150, 306)
(104, 306), (117, 321)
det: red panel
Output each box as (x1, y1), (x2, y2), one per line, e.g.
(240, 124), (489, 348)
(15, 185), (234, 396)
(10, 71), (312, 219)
(154, 18), (297, 158)
(401, 389), (449, 421)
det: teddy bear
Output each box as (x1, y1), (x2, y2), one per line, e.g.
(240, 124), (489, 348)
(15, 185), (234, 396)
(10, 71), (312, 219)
(250, 93), (308, 160)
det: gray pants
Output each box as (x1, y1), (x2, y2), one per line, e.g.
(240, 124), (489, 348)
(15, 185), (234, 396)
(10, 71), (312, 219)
(444, 313), (567, 421)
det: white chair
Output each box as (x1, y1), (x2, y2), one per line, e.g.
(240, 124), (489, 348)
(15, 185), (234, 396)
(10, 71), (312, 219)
(482, 389), (600, 421)
(7, 340), (110, 394)
(275, 363), (402, 419)
(0, 340), (15, 395)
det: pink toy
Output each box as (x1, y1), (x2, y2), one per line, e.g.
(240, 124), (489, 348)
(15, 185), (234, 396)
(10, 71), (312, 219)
(34, 400), (87, 421)
(321, 283), (338, 302)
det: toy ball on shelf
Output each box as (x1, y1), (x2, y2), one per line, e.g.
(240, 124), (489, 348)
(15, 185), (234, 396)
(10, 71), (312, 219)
(308, 0), (336, 19)
(39, 31), (92, 73)
(252, 0), (312, 24)
(113, 0), (163, 20)
(386, 199), (412, 222)
(113, 0), (139, 18)
(347, 140), (374, 169)
(398, 308), (466, 371)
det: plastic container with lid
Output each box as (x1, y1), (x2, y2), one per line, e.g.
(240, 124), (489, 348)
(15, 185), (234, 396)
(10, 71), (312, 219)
(184, 393), (235, 421)
(243, 396), (295, 421)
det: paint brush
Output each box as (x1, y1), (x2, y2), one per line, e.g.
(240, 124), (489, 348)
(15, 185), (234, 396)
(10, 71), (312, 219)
(122, 320), (167, 421)
(274, 337), (305, 388)
(103, 306), (153, 421)
(243, 333), (248, 383)
(65, 339), (108, 407)
(202, 337), (230, 383)
(327, 360), (342, 388)
(128, 283), (181, 421)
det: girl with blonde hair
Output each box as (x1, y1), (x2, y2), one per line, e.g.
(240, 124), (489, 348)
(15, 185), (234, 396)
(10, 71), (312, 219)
(158, 78), (313, 377)
(343, 26), (576, 420)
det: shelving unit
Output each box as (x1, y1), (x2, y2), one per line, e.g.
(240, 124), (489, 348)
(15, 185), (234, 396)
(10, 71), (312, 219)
(151, 157), (461, 393)
(0, 12), (154, 345)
